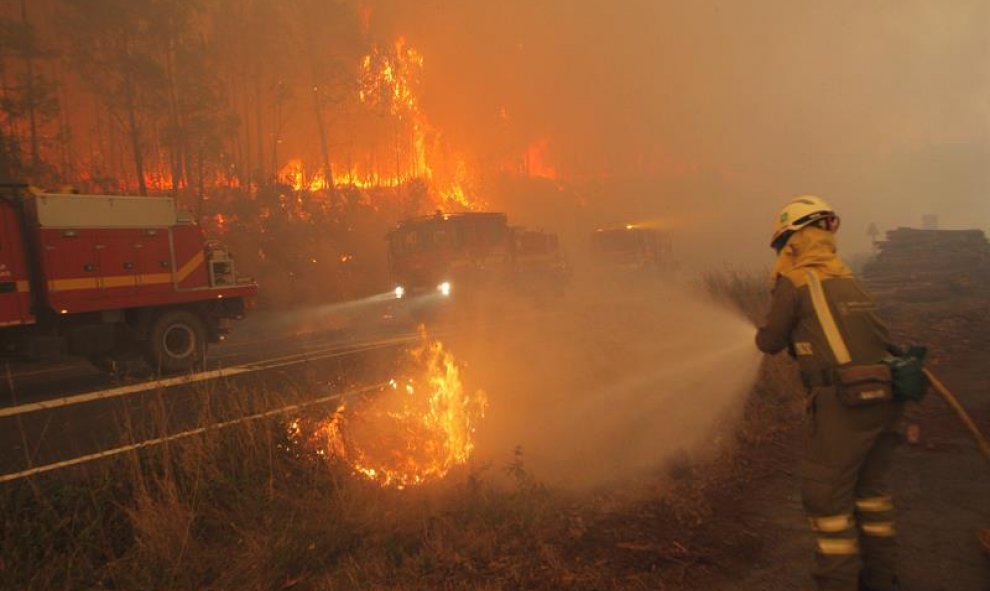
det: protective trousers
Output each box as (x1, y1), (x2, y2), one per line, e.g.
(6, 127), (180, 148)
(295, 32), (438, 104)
(800, 386), (902, 591)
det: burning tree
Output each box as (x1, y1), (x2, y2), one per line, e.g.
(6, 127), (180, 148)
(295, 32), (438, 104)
(0, 0), (571, 309)
(59, 0), (240, 198)
(2, 0), (557, 203)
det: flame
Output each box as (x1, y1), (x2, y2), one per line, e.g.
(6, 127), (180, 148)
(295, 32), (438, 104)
(359, 36), (431, 182)
(212, 213), (227, 233)
(279, 158), (331, 191)
(277, 158), (413, 192)
(274, 37), (482, 211)
(290, 331), (487, 489)
(25, 14), (574, 202)
(270, 37), (593, 211)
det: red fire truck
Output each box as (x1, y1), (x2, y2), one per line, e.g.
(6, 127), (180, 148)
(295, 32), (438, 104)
(591, 224), (673, 271)
(385, 211), (569, 304)
(0, 184), (257, 373)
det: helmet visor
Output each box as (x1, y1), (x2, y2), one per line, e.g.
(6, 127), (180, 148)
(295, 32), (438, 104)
(770, 211), (839, 251)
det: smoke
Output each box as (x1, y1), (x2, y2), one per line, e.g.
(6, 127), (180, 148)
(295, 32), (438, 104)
(453, 275), (761, 489)
(364, 0), (990, 264)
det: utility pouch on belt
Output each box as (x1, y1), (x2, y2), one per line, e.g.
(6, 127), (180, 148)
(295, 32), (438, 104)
(834, 364), (894, 406)
(805, 271), (893, 407)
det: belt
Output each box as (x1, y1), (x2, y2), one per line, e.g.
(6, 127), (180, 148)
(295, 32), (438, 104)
(802, 369), (835, 388)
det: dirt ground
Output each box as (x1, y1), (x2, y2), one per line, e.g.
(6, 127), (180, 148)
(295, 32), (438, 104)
(682, 298), (990, 591)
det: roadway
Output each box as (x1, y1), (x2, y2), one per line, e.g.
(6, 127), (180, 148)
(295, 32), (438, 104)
(0, 284), (630, 484)
(0, 305), (423, 482)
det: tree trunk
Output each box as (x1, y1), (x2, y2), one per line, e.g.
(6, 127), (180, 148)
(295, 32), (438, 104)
(254, 71), (264, 185)
(56, 61), (73, 182)
(271, 98), (280, 183)
(121, 35), (146, 196)
(125, 86), (146, 195)
(101, 104), (116, 186)
(240, 75), (252, 186)
(311, 83), (333, 190)
(0, 124), (11, 180)
(163, 41), (185, 195)
(0, 50), (20, 173)
(196, 150), (205, 218)
(20, 0), (40, 174)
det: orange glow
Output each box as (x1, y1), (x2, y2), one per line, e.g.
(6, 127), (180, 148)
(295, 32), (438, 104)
(277, 159), (420, 191)
(142, 169), (174, 192)
(290, 330), (487, 489)
(357, 3), (372, 35)
(139, 164), (245, 193)
(84, 35), (561, 208)
(212, 213), (227, 233)
(526, 138), (558, 180)
(273, 37), (483, 210)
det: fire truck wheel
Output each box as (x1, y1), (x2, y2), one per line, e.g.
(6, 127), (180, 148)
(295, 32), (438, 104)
(145, 310), (206, 373)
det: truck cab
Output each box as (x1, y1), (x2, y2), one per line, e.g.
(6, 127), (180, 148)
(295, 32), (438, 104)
(591, 225), (672, 272)
(386, 211), (513, 301)
(0, 196), (33, 329)
(385, 211), (570, 315)
(0, 184), (257, 373)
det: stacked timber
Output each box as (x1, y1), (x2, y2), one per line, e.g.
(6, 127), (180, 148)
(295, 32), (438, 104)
(862, 227), (990, 301)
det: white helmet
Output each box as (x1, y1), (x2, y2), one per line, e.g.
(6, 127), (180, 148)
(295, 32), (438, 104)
(770, 195), (840, 251)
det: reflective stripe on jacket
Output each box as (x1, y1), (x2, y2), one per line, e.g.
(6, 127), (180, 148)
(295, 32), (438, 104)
(756, 271), (895, 379)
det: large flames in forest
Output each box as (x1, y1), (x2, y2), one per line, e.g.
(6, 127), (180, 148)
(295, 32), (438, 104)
(278, 37), (480, 210)
(4, 0), (561, 208)
(288, 332), (487, 489)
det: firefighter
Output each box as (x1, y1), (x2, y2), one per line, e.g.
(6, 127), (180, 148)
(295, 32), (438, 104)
(756, 196), (902, 591)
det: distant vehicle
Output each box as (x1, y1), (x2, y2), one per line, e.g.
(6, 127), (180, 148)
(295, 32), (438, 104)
(0, 184), (257, 373)
(385, 211), (568, 305)
(510, 227), (570, 300)
(590, 224), (672, 271)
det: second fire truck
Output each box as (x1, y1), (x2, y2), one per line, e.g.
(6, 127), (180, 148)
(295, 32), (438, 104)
(385, 211), (569, 305)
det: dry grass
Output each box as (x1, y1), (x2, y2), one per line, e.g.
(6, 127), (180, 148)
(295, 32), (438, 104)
(699, 267), (772, 326)
(0, 269), (804, 591)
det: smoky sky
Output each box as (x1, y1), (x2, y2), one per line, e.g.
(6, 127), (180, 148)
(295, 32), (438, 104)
(367, 0), (989, 261)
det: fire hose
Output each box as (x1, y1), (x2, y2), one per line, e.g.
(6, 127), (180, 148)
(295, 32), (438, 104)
(923, 369), (990, 465)
(921, 369), (990, 558)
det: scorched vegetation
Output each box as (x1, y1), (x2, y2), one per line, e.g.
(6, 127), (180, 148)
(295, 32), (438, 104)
(0, 272), (808, 591)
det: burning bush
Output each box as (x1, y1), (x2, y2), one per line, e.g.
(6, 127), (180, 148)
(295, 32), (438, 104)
(289, 330), (487, 488)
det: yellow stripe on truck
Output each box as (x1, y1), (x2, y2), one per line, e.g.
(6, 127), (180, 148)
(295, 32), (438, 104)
(175, 250), (205, 282)
(49, 277), (99, 291)
(48, 251), (205, 292)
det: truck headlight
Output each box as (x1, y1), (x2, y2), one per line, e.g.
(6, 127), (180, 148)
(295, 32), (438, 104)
(437, 281), (452, 297)
(394, 286), (405, 299)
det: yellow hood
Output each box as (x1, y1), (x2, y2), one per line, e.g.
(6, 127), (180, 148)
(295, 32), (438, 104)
(772, 226), (853, 283)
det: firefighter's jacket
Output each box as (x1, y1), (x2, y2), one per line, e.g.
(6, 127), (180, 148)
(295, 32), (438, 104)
(756, 227), (894, 386)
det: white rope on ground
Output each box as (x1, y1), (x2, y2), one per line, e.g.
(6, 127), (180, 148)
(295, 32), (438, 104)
(0, 366), (253, 418)
(0, 333), (420, 419)
(0, 381), (388, 483)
